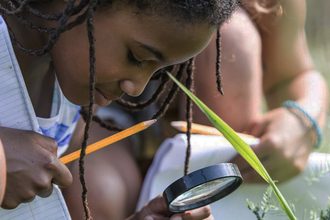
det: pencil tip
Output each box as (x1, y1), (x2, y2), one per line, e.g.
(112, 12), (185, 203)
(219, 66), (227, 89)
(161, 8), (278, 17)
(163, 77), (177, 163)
(145, 119), (157, 127)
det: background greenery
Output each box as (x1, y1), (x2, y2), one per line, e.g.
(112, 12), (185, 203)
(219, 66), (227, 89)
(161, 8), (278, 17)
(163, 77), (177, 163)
(305, 0), (330, 152)
(306, 0), (330, 91)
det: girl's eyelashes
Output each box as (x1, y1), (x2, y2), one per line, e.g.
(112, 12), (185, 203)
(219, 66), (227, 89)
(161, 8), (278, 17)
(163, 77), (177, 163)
(128, 50), (143, 67)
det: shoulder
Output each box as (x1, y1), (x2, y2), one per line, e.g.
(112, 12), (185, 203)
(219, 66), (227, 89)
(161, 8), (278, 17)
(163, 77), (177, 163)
(241, 0), (306, 34)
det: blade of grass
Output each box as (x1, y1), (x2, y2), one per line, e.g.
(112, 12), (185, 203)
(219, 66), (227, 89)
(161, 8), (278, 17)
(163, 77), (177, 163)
(167, 72), (297, 220)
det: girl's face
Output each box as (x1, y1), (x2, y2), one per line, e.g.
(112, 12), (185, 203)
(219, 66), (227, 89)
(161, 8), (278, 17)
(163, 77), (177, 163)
(50, 7), (215, 106)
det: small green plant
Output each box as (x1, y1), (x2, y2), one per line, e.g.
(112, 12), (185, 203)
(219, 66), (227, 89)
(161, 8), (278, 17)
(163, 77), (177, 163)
(319, 198), (330, 220)
(247, 189), (330, 220)
(246, 159), (330, 220)
(167, 71), (297, 219)
(246, 187), (280, 220)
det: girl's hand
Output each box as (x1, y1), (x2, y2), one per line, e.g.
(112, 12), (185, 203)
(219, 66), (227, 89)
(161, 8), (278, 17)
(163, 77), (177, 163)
(128, 195), (212, 220)
(0, 127), (72, 209)
(231, 107), (315, 183)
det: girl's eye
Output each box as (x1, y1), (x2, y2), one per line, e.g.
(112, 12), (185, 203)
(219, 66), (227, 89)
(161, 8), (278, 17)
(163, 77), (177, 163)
(128, 50), (143, 67)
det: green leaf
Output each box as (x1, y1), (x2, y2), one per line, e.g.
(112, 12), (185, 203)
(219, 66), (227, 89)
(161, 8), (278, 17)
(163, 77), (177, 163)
(167, 72), (297, 220)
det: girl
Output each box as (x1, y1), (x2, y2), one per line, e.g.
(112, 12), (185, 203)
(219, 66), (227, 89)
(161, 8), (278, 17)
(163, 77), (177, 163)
(0, 0), (238, 219)
(68, 0), (329, 219)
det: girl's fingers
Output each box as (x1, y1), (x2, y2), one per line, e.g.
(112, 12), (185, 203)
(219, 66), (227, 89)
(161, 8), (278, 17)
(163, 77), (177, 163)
(144, 207), (212, 220)
(147, 195), (169, 215)
(232, 134), (278, 175)
(241, 158), (272, 183)
(241, 154), (299, 184)
(139, 195), (169, 219)
(143, 216), (166, 220)
(172, 206), (211, 220)
(244, 120), (267, 138)
(230, 142), (267, 172)
(204, 214), (214, 220)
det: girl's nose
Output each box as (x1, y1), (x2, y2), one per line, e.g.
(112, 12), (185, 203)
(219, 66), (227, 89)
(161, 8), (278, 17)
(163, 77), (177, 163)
(119, 76), (152, 97)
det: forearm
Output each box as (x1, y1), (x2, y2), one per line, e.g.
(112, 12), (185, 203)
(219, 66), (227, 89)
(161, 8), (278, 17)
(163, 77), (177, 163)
(182, 8), (263, 132)
(265, 70), (329, 128)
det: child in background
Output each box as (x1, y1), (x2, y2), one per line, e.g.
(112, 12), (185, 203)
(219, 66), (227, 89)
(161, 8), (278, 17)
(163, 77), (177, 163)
(64, 0), (329, 219)
(0, 0), (239, 219)
(178, 0), (329, 183)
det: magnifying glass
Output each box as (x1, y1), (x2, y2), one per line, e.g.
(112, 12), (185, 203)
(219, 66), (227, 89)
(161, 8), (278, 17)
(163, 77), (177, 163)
(163, 163), (242, 216)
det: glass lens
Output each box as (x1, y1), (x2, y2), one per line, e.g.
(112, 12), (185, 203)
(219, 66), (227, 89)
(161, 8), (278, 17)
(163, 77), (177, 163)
(171, 177), (236, 206)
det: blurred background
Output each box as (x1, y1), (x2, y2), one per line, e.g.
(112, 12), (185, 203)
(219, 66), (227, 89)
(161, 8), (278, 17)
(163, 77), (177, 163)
(305, 0), (330, 151)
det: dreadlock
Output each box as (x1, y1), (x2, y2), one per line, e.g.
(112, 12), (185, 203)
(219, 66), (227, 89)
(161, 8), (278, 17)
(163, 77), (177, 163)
(216, 29), (224, 95)
(77, 2), (97, 218)
(0, 0), (238, 219)
(152, 64), (186, 120)
(184, 58), (195, 175)
(115, 68), (171, 112)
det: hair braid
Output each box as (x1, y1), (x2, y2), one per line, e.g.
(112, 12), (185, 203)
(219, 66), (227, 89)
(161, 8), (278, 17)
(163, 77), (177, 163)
(1, 0), (28, 14)
(184, 58), (195, 175)
(63, 10), (89, 30)
(80, 108), (123, 132)
(17, 2), (61, 20)
(150, 65), (174, 80)
(115, 71), (170, 111)
(18, 0), (89, 20)
(78, 2), (97, 219)
(150, 69), (164, 81)
(15, 14), (54, 33)
(3, 0), (89, 34)
(215, 28), (224, 95)
(7, 0), (77, 56)
(91, 114), (123, 131)
(115, 65), (175, 111)
(0, 0), (30, 14)
(151, 63), (186, 120)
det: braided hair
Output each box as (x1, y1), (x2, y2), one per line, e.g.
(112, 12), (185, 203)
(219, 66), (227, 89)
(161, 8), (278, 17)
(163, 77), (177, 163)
(0, 0), (238, 218)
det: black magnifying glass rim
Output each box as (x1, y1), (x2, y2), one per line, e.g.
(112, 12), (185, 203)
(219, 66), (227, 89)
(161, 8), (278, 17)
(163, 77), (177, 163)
(163, 163), (242, 212)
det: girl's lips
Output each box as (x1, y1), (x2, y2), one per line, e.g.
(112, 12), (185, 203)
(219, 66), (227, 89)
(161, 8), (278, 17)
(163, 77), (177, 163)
(95, 88), (112, 106)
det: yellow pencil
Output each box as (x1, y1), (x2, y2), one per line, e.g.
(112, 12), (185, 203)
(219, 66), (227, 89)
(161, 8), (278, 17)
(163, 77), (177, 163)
(170, 121), (255, 139)
(60, 119), (157, 164)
